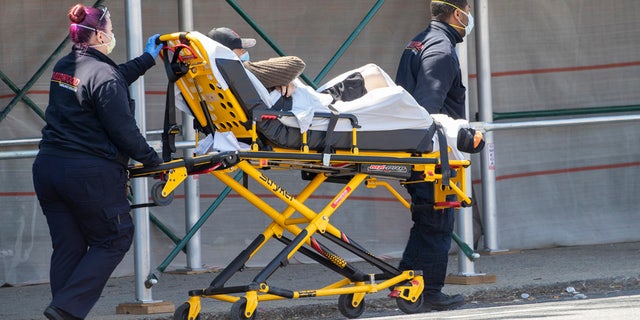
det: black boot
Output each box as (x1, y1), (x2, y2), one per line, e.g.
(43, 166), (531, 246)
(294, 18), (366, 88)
(422, 291), (465, 311)
(44, 306), (81, 320)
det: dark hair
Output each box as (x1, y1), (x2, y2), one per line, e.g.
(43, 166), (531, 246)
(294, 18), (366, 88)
(68, 4), (109, 44)
(431, 0), (468, 20)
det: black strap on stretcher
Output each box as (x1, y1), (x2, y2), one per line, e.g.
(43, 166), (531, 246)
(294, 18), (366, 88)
(322, 104), (341, 156)
(162, 82), (180, 162)
(434, 121), (451, 187)
(160, 36), (190, 162)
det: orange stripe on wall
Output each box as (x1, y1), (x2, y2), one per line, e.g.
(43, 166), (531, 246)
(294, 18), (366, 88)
(491, 61), (640, 77)
(2, 61), (640, 98)
(0, 192), (35, 197)
(472, 161), (640, 184)
(468, 60), (640, 79)
(0, 90), (49, 99)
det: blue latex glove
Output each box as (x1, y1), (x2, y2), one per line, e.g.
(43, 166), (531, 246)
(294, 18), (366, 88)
(145, 34), (162, 58)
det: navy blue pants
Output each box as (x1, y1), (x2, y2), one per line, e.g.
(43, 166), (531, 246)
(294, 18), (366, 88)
(399, 171), (454, 293)
(32, 154), (134, 319)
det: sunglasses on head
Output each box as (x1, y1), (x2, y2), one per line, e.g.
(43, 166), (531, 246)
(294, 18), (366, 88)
(96, 6), (109, 21)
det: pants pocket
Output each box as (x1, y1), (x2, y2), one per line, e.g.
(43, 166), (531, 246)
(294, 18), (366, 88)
(102, 204), (134, 240)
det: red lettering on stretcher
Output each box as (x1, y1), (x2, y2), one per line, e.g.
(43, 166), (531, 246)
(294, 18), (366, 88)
(331, 186), (351, 208)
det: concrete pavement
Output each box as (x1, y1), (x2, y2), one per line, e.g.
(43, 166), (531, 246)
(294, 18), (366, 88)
(359, 294), (640, 320)
(1, 241), (638, 320)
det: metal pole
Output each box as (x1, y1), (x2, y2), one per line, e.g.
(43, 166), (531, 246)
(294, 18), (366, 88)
(476, 0), (502, 252)
(125, 0), (155, 302)
(178, 0), (204, 272)
(455, 11), (476, 275)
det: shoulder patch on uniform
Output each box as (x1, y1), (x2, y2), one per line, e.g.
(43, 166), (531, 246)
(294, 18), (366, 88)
(52, 72), (80, 92)
(405, 40), (424, 55)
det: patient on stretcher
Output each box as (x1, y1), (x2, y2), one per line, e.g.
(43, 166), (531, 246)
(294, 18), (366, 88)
(173, 32), (483, 157)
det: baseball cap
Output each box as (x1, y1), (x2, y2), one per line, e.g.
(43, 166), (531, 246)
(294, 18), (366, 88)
(206, 27), (256, 50)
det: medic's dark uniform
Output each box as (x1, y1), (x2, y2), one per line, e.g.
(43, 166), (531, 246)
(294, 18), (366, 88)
(32, 45), (160, 319)
(394, 20), (466, 299)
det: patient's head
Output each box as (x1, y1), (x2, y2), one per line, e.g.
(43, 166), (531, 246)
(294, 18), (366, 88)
(207, 27), (255, 61)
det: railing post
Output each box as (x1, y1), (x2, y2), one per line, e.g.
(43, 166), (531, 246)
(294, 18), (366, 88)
(118, 0), (174, 315)
(447, 6), (494, 285)
(178, 0), (204, 272)
(476, 0), (504, 253)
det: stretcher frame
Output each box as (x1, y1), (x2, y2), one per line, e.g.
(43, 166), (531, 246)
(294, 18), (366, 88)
(130, 32), (473, 320)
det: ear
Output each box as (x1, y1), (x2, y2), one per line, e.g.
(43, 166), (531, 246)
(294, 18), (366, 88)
(445, 8), (462, 27)
(453, 8), (464, 21)
(99, 30), (111, 44)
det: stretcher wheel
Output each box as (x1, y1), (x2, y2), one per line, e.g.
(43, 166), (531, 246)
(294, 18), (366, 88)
(461, 198), (474, 207)
(230, 298), (256, 320)
(396, 293), (425, 314)
(173, 302), (200, 320)
(151, 182), (174, 206)
(338, 294), (365, 319)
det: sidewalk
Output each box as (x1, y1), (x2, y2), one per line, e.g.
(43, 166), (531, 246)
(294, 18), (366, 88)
(1, 241), (638, 320)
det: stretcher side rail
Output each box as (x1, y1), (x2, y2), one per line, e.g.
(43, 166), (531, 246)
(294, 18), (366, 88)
(251, 108), (362, 155)
(252, 109), (361, 129)
(237, 151), (438, 165)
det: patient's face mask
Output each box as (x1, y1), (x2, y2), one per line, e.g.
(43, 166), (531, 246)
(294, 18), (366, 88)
(239, 51), (250, 62)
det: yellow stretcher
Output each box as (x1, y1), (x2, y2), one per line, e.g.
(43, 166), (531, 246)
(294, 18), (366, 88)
(129, 31), (472, 320)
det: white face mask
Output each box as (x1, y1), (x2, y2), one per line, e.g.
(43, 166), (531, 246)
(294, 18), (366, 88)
(89, 31), (115, 54)
(98, 31), (116, 54)
(239, 51), (250, 62)
(432, 1), (474, 36)
(457, 10), (474, 36)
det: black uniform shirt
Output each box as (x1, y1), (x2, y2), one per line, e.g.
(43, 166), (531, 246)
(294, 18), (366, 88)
(39, 45), (161, 167)
(395, 20), (466, 119)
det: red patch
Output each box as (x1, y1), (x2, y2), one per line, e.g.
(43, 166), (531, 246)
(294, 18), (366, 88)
(407, 40), (423, 53)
